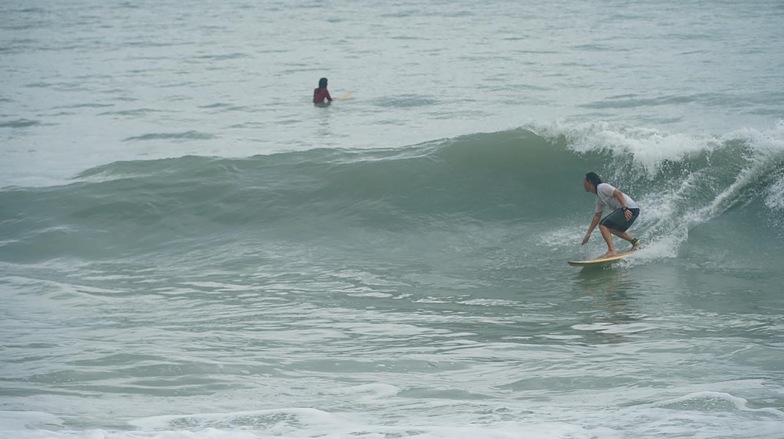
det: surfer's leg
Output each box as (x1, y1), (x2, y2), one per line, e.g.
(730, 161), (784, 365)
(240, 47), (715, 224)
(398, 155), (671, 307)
(610, 230), (640, 250)
(598, 224), (616, 257)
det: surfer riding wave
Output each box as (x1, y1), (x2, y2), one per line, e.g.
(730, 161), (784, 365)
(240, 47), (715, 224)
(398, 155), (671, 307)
(581, 172), (641, 259)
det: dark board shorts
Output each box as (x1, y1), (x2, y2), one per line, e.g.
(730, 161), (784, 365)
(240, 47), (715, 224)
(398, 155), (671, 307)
(600, 208), (640, 232)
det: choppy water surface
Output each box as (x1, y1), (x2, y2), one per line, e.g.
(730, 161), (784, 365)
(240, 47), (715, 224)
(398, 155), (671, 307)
(1, 0), (783, 438)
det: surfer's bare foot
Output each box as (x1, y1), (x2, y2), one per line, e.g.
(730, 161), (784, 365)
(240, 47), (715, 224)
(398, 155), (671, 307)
(630, 238), (641, 251)
(599, 250), (617, 259)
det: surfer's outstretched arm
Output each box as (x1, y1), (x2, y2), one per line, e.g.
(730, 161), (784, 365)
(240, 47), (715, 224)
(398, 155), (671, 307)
(582, 212), (602, 245)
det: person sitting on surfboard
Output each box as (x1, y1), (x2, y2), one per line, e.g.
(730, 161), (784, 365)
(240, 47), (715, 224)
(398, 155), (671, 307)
(313, 77), (332, 106)
(582, 172), (641, 259)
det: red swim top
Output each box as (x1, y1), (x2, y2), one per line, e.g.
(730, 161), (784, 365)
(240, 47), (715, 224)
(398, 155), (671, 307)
(313, 87), (332, 104)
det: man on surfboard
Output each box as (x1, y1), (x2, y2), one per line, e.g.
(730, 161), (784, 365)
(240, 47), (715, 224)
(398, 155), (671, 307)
(582, 172), (641, 259)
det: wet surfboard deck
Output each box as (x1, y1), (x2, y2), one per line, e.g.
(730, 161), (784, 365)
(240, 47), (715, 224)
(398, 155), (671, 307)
(568, 250), (636, 267)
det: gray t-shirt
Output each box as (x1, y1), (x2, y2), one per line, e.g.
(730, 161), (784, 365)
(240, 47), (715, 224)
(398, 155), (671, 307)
(595, 183), (639, 213)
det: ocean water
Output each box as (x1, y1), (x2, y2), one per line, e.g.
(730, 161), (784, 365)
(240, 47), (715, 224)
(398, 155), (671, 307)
(2, 0), (784, 438)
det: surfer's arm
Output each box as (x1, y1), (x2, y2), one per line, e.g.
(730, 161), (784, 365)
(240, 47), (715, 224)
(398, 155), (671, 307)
(582, 212), (602, 245)
(613, 189), (633, 220)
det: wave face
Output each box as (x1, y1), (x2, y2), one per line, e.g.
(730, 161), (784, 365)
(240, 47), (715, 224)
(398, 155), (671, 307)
(2, 123), (784, 265)
(2, 124), (784, 439)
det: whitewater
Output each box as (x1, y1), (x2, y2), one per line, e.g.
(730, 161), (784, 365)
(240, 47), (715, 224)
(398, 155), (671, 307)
(2, 0), (784, 438)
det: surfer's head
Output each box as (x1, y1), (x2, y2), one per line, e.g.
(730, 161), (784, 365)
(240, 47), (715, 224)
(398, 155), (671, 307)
(318, 77), (328, 89)
(584, 172), (602, 193)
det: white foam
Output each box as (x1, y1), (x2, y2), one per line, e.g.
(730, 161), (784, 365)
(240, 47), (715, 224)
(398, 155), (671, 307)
(129, 407), (344, 433)
(534, 119), (784, 179)
(624, 238), (680, 264)
(329, 383), (401, 399)
(0, 410), (63, 431)
(4, 399), (783, 439)
(765, 175), (784, 211)
(653, 391), (784, 417)
(1, 419), (616, 439)
(689, 124), (784, 221)
(532, 120), (718, 176)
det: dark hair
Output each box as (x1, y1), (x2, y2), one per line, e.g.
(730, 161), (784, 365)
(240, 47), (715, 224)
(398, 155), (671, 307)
(318, 77), (328, 89)
(585, 172), (602, 187)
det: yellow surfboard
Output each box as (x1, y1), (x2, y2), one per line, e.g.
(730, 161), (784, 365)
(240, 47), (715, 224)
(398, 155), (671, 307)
(568, 250), (636, 267)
